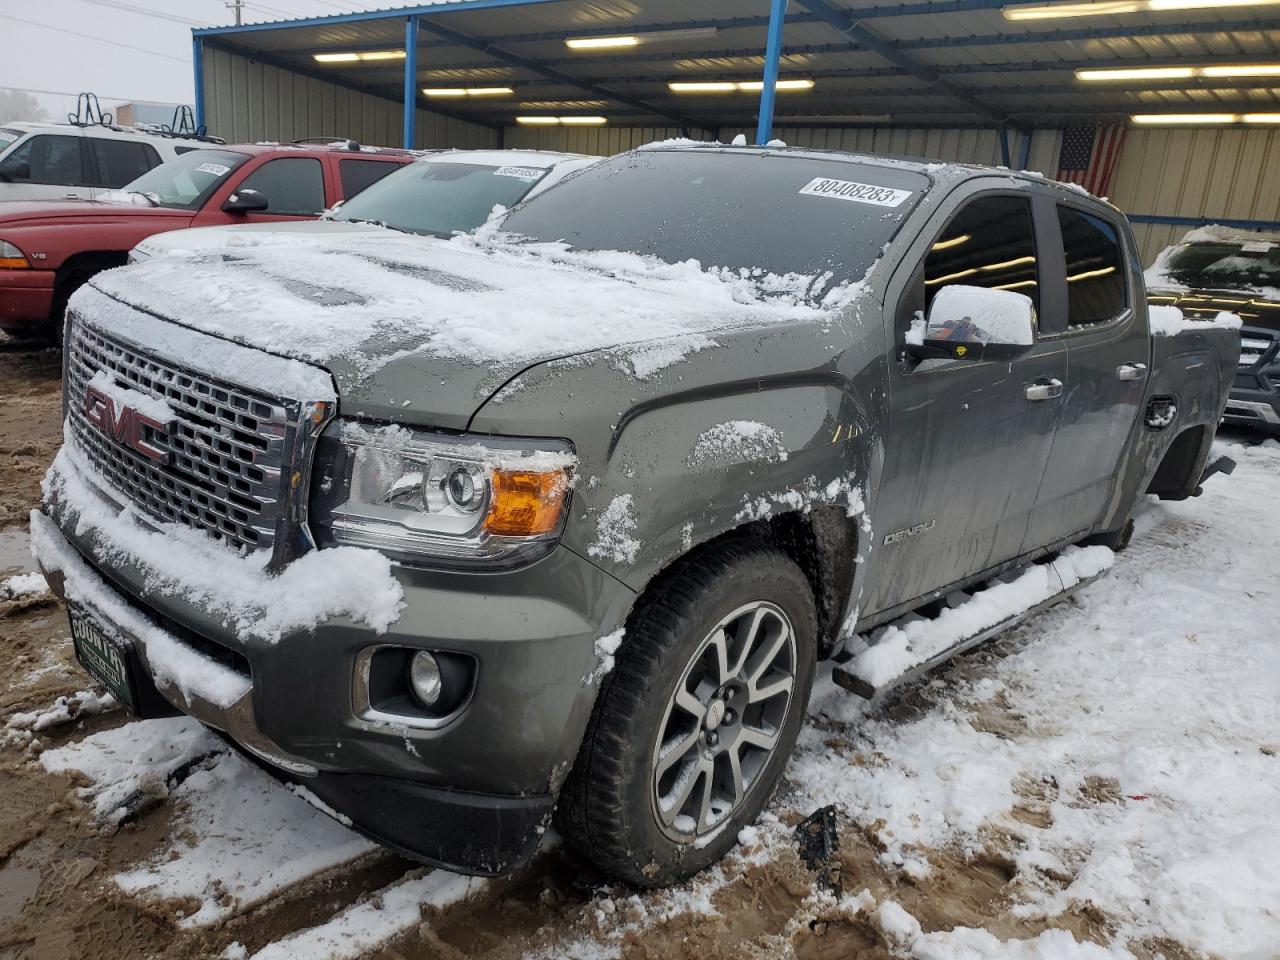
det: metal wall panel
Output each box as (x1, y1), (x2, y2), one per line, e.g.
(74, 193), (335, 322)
(1110, 126), (1280, 263)
(201, 46), (497, 150)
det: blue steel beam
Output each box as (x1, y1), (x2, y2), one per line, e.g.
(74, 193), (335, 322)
(192, 36), (205, 131)
(403, 15), (419, 149)
(756, 0), (789, 145)
(1129, 214), (1280, 231)
(1016, 131), (1032, 170)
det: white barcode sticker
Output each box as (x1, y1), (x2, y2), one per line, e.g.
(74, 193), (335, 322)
(195, 162), (231, 177)
(798, 177), (911, 208)
(494, 165), (545, 180)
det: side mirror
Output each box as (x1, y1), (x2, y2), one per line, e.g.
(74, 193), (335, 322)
(221, 188), (269, 213)
(907, 284), (1037, 363)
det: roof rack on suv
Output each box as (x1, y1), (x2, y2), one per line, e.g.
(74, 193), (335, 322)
(64, 91), (225, 144)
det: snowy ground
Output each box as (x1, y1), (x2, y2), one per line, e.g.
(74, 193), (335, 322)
(2, 339), (1277, 958)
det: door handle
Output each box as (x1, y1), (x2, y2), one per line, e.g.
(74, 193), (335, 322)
(1025, 378), (1063, 401)
(1117, 363), (1147, 381)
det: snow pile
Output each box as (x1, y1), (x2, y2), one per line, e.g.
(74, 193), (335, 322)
(36, 438), (405, 646)
(688, 420), (788, 468)
(1148, 305), (1242, 336)
(250, 870), (483, 960)
(849, 546), (1115, 689)
(618, 333), (717, 380)
(84, 222), (869, 388)
(41, 716), (217, 825)
(794, 439), (1280, 957)
(583, 628), (625, 685)
(0, 571), (47, 600)
(588, 495), (641, 564)
(8, 689), (115, 733)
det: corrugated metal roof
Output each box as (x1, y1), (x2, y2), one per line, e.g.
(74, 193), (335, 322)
(196, 0), (1280, 129)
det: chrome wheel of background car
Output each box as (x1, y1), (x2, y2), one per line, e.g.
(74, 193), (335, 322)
(651, 600), (797, 841)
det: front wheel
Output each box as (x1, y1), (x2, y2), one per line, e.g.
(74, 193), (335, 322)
(557, 540), (817, 886)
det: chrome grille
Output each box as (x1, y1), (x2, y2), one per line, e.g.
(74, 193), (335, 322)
(1239, 335), (1273, 368)
(65, 316), (293, 552)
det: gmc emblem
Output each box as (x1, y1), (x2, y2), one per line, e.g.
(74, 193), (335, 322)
(83, 384), (172, 463)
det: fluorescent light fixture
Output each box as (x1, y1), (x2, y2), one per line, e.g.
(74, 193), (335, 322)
(668, 79), (815, 94)
(565, 35), (639, 50)
(1006, 0), (1280, 17)
(564, 26), (719, 51)
(1202, 64), (1280, 77)
(515, 116), (608, 125)
(1243, 113), (1280, 122)
(314, 50), (405, 63)
(1079, 63), (1280, 81)
(1078, 66), (1195, 80)
(1131, 113), (1239, 123)
(1004, 1), (1139, 20)
(423, 87), (514, 97)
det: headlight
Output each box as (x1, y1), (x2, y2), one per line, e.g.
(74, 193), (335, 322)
(310, 421), (575, 569)
(0, 240), (29, 269)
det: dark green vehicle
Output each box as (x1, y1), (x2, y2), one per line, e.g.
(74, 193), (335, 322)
(35, 144), (1237, 885)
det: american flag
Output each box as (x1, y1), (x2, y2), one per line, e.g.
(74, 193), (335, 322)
(1056, 124), (1127, 197)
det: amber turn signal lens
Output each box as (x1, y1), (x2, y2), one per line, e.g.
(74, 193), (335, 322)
(484, 469), (570, 537)
(0, 257), (29, 269)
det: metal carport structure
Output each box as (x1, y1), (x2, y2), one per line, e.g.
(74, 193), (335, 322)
(191, 0), (1280, 260)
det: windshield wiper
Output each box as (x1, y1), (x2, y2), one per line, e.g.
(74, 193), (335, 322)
(339, 216), (413, 235)
(128, 190), (160, 207)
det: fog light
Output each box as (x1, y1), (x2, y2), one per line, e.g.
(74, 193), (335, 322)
(408, 651), (443, 706)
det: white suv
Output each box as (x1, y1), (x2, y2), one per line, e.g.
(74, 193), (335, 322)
(0, 122), (217, 202)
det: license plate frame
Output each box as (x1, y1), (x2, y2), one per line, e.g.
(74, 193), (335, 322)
(68, 604), (140, 714)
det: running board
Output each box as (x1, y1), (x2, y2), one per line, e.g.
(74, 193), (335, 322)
(832, 566), (1111, 700)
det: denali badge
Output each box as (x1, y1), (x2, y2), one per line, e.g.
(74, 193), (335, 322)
(83, 384), (172, 463)
(883, 519), (935, 546)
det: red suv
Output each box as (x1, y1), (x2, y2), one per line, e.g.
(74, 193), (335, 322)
(0, 142), (413, 338)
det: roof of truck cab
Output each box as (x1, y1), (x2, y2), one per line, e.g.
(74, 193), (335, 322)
(642, 141), (1107, 203)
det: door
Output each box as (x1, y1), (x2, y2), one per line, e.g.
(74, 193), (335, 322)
(1020, 203), (1148, 552)
(194, 156), (329, 226)
(85, 138), (161, 199)
(865, 190), (1067, 618)
(0, 132), (91, 201)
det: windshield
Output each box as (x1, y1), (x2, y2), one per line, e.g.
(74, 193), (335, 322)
(332, 159), (548, 237)
(500, 150), (928, 291)
(1162, 241), (1280, 292)
(0, 129), (20, 153)
(117, 148), (249, 210)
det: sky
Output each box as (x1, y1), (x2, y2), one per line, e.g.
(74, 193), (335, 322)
(1, 0), (437, 120)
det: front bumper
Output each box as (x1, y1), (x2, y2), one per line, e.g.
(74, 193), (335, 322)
(0, 269), (56, 331)
(36, 469), (635, 875)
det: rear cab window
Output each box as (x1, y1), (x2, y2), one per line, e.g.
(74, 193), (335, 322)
(338, 158), (400, 199)
(1057, 205), (1128, 328)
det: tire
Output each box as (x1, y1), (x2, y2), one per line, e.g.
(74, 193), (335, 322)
(557, 539), (818, 886)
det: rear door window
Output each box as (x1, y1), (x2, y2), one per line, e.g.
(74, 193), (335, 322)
(339, 158), (398, 199)
(0, 134), (85, 185)
(90, 139), (161, 187)
(925, 194), (1040, 314)
(1058, 206), (1128, 327)
(236, 157), (326, 215)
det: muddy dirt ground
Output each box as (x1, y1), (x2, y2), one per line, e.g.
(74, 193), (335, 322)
(0, 336), (1255, 960)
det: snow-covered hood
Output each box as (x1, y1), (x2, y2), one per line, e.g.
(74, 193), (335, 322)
(83, 226), (849, 429)
(132, 219), (374, 259)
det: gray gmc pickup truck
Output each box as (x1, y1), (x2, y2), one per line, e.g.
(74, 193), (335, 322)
(35, 144), (1238, 886)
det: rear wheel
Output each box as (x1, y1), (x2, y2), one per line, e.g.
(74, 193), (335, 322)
(557, 540), (817, 886)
